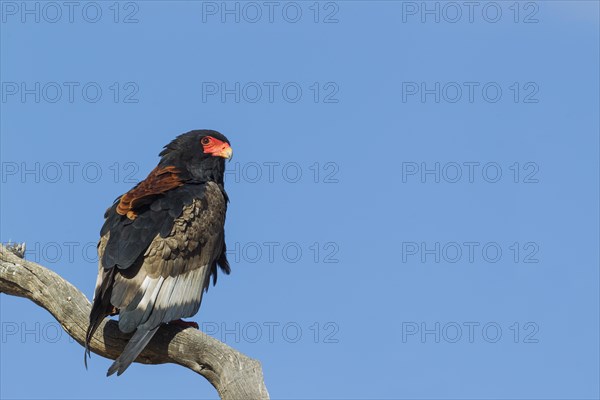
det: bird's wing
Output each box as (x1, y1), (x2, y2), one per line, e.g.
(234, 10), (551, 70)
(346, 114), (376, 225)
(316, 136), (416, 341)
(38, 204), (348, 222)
(99, 165), (187, 270)
(87, 181), (228, 375)
(113, 183), (227, 333)
(116, 165), (183, 219)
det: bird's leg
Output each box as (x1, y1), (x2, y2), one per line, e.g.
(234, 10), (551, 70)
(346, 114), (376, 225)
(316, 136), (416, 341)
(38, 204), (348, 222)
(169, 319), (199, 329)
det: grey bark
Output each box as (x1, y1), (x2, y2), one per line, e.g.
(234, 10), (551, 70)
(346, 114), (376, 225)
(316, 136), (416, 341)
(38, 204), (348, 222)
(0, 244), (269, 400)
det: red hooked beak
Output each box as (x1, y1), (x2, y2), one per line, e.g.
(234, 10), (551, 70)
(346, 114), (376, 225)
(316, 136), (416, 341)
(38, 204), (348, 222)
(203, 138), (233, 160)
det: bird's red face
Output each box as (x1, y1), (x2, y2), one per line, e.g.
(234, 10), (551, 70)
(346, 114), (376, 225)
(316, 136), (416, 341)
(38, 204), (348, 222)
(201, 136), (233, 160)
(155, 130), (232, 184)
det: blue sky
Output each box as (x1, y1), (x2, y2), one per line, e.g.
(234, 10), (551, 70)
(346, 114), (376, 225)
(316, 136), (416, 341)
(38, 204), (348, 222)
(1, 1), (599, 399)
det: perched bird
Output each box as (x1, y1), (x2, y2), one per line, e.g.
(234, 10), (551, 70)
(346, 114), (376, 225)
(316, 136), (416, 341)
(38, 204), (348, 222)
(85, 130), (233, 376)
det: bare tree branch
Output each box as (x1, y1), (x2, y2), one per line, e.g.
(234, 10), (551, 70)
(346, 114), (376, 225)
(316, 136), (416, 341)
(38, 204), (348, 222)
(0, 244), (269, 400)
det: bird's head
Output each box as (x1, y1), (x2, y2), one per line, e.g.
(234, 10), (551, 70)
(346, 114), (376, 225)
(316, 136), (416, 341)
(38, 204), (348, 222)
(158, 130), (232, 184)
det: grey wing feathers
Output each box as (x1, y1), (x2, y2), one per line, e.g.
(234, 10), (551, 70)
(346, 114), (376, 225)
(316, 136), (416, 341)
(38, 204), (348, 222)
(106, 265), (212, 375)
(116, 263), (211, 333)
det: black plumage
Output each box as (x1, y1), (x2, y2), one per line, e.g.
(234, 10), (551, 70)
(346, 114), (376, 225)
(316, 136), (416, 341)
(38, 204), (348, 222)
(85, 130), (233, 376)
(101, 184), (208, 271)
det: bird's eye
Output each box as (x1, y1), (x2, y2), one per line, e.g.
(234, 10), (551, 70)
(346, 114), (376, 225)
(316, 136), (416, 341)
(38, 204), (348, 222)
(201, 137), (211, 146)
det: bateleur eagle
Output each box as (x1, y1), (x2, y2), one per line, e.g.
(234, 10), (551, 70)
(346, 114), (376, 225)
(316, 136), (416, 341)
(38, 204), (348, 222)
(85, 130), (233, 376)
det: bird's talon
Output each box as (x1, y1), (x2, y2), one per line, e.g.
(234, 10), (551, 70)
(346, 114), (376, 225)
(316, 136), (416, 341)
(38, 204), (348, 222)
(169, 319), (199, 329)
